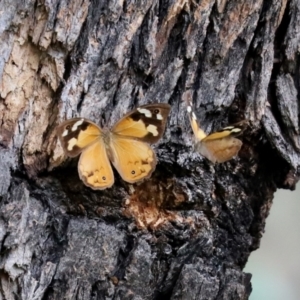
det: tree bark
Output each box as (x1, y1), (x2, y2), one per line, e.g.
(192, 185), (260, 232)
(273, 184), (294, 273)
(0, 0), (299, 299)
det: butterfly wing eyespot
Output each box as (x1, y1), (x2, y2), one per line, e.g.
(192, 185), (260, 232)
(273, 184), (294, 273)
(111, 103), (171, 144)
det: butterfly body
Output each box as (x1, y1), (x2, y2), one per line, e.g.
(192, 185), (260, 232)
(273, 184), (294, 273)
(186, 102), (244, 163)
(57, 103), (171, 190)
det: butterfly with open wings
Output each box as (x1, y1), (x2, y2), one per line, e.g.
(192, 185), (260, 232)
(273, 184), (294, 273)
(186, 101), (245, 163)
(56, 103), (171, 190)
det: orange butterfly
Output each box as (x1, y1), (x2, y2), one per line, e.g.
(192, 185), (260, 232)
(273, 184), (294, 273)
(57, 103), (171, 189)
(186, 101), (244, 163)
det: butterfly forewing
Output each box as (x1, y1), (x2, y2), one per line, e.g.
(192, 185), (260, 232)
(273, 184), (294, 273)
(78, 140), (114, 190)
(56, 118), (102, 157)
(202, 126), (243, 141)
(112, 103), (171, 144)
(109, 135), (157, 183)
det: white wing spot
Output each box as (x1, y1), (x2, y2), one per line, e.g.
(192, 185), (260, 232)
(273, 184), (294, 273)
(137, 108), (152, 118)
(62, 129), (68, 137)
(147, 124), (158, 136)
(67, 137), (78, 151)
(157, 113), (163, 120)
(231, 128), (241, 133)
(72, 119), (84, 131)
(187, 106), (192, 113)
(192, 112), (197, 120)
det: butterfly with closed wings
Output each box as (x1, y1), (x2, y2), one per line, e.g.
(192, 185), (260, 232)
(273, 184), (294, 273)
(56, 103), (171, 190)
(186, 101), (245, 163)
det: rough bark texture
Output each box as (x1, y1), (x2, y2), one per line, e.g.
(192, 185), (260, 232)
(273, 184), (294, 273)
(0, 0), (299, 299)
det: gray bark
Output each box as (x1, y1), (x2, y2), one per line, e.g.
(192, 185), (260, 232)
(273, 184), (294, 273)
(0, 0), (299, 299)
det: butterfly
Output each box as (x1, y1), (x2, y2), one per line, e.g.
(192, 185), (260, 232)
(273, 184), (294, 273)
(186, 101), (245, 163)
(56, 103), (171, 190)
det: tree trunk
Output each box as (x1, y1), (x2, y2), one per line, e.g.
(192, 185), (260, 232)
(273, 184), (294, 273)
(0, 0), (299, 299)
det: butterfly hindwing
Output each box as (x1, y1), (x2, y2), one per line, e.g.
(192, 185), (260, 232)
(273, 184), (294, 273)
(109, 135), (157, 183)
(78, 140), (114, 190)
(56, 118), (102, 157)
(112, 103), (171, 143)
(196, 136), (242, 163)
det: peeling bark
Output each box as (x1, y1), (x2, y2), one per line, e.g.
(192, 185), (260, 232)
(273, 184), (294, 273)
(0, 0), (299, 299)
